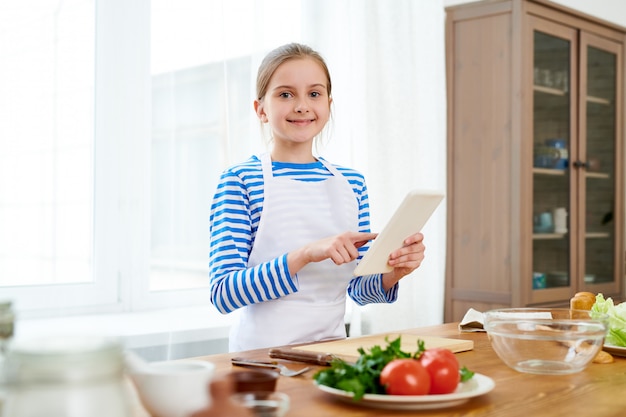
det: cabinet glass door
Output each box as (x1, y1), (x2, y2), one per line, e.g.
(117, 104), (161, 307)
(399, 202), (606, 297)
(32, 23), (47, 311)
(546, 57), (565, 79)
(531, 25), (575, 295)
(579, 33), (622, 292)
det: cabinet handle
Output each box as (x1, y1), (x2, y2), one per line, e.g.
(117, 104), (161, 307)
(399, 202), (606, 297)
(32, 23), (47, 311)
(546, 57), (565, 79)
(573, 160), (587, 169)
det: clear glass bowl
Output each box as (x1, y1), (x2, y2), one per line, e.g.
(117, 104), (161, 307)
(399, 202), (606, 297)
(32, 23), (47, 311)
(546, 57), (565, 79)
(230, 391), (289, 417)
(483, 308), (608, 375)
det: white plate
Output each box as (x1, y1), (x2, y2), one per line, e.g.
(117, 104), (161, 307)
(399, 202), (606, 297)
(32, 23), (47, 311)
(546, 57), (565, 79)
(315, 373), (495, 410)
(604, 343), (626, 357)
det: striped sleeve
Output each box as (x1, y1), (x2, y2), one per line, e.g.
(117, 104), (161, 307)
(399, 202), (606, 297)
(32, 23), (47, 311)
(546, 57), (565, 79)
(347, 273), (399, 304)
(209, 158), (298, 314)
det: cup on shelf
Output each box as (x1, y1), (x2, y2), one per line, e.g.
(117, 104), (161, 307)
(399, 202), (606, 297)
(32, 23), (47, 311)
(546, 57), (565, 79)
(544, 139), (568, 169)
(534, 146), (560, 168)
(533, 212), (554, 233)
(553, 207), (567, 234)
(553, 70), (568, 91)
(540, 68), (553, 87)
(533, 272), (547, 289)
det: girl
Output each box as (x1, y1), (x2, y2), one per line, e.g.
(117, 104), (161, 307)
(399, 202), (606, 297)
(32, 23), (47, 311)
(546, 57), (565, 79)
(209, 43), (426, 352)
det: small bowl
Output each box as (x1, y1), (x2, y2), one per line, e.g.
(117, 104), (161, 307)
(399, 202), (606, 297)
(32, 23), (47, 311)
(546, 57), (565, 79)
(483, 308), (608, 375)
(229, 369), (279, 393)
(128, 359), (215, 417)
(230, 391), (289, 417)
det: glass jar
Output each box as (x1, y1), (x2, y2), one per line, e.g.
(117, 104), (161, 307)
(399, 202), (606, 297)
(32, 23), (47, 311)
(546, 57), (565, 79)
(1, 336), (131, 417)
(0, 300), (15, 412)
(0, 300), (14, 356)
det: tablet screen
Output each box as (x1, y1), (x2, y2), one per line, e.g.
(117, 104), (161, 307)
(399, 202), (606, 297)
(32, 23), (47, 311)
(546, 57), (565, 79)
(353, 190), (444, 276)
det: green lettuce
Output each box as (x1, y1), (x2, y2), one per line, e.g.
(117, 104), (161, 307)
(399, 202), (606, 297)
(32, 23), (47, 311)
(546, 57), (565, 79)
(590, 293), (626, 347)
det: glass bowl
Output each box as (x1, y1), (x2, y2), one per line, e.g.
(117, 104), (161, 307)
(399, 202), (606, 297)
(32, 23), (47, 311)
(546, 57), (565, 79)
(483, 308), (608, 375)
(230, 391), (289, 417)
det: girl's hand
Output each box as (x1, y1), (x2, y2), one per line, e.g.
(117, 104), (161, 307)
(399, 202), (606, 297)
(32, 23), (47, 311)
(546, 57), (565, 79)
(382, 232), (426, 290)
(288, 231), (377, 272)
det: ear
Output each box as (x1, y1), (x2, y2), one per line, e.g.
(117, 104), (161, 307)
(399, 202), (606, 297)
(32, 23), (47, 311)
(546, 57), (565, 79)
(254, 100), (268, 123)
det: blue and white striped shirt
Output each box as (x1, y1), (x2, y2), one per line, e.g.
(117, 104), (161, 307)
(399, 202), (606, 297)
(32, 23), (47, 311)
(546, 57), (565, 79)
(209, 155), (399, 314)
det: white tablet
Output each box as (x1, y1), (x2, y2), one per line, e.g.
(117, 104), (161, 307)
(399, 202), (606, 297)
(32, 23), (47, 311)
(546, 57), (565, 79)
(353, 190), (444, 276)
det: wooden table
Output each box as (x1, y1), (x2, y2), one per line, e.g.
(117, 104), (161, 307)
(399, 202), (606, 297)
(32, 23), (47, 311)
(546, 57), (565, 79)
(133, 323), (626, 417)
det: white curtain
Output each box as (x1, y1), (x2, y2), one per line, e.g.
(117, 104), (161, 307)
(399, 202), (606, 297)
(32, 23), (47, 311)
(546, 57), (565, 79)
(148, 0), (448, 331)
(1, 0), (447, 340)
(150, 0), (448, 334)
(300, 0), (448, 333)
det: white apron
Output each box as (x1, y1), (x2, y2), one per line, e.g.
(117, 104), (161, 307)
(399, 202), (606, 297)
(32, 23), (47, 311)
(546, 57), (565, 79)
(229, 153), (359, 351)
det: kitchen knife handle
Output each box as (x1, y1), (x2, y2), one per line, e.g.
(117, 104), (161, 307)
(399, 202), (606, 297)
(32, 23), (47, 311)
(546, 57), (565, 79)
(268, 348), (336, 366)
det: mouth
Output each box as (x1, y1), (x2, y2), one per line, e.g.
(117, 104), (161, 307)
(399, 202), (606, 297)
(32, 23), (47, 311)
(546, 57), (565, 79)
(288, 118), (315, 125)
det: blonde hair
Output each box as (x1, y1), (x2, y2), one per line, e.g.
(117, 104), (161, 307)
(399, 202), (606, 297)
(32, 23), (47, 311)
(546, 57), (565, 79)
(256, 43), (332, 101)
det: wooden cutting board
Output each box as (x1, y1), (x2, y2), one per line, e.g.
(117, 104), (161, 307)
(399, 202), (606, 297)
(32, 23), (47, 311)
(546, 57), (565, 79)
(297, 334), (473, 361)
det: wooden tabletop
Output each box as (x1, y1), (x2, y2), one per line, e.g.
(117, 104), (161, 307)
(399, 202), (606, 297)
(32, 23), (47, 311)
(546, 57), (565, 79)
(132, 322), (626, 417)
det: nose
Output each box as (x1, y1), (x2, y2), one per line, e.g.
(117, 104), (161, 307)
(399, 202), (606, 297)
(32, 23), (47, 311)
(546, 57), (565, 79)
(294, 99), (309, 113)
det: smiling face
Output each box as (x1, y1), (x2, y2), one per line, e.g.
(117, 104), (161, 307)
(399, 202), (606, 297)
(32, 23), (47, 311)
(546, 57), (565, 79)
(254, 57), (332, 158)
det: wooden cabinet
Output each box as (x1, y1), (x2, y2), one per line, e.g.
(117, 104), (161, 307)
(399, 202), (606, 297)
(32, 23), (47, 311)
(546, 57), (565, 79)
(444, 0), (625, 321)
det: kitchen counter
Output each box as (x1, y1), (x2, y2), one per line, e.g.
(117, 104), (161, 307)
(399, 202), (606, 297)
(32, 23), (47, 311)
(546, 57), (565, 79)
(132, 322), (626, 417)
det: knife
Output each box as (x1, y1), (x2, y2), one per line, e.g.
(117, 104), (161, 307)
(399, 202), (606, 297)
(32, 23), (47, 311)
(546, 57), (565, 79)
(267, 348), (337, 366)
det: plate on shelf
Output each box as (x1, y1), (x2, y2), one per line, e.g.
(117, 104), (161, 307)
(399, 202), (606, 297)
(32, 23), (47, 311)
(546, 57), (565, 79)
(315, 373), (495, 410)
(603, 344), (626, 357)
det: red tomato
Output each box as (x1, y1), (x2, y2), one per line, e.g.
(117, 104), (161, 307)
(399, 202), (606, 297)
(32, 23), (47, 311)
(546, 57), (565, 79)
(419, 348), (460, 394)
(380, 359), (431, 395)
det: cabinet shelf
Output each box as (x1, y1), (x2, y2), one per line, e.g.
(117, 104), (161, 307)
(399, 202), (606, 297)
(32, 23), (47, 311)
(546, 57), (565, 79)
(533, 85), (611, 106)
(533, 233), (566, 240)
(534, 85), (613, 105)
(533, 167), (566, 175)
(586, 232), (611, 239)
(533, 169), (610, 179)
(534, 85), (567, 96)
(533, 232), (611, 240)
(586, 172), (610, 179)
(587, 95), (611, 105)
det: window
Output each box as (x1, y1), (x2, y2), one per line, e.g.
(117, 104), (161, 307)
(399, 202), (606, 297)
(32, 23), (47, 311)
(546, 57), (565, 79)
(1, 0), (300, 315)
(0, 0), (111, 311)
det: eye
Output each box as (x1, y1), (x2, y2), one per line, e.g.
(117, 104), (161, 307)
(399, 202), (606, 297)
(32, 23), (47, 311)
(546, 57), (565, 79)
(310, 91), (321, 98)
(279, 92), (293, 99)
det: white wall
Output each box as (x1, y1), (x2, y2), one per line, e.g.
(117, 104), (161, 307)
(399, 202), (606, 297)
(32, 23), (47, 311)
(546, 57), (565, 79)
(550, 0), (626, 27)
